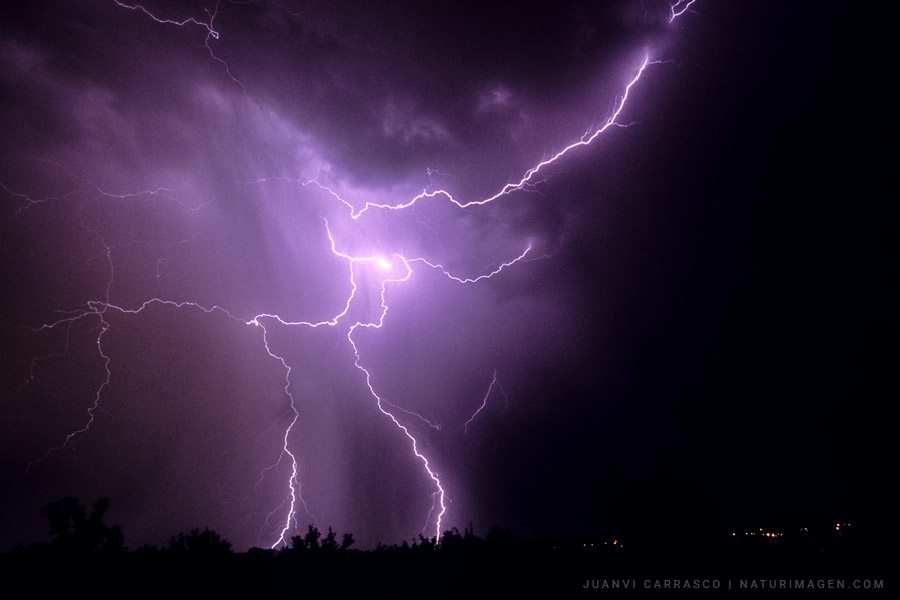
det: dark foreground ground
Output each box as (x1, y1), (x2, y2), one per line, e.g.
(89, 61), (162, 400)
(1, 524), (890, 597)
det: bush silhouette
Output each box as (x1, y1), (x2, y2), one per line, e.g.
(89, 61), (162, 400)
(168, 527), (232, 556)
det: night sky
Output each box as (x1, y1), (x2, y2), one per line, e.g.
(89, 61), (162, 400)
(1, 0), (882, 552)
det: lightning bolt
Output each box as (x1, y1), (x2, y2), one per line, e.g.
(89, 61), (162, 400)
(253, 320), (307, 549)
(23, 309), (111, 473)
(9, 1), (699, 548)
(463, 370), (508, 435)
(112, 0), (247, 93)
(113, 0), (220, 37)
(669, 0), (698, 23)
(306, 54), (653, 220)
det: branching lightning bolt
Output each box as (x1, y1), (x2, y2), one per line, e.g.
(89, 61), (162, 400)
(254, 321), (309, 549)
(669, 0), (698, 23)
(113, 0), (220, 37)
(23, 309), (111, 473)
(307, 55), (653, 220)
(113, 0), (247, 93)
(11, 1), (699, 548)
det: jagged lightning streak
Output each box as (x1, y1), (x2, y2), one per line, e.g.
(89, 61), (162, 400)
(265, 4), (699, 221)
(313, 224), (536, 540)
(6, 181), (301, 529)
(463, 370), (509, 434)
(113, 0), (220, 37)
(316, 224), (451, 539)
(112, 0), (247, 93)
(381, 399), (443, 432)
(409, 245), (533, 284)
(22, 208), (119, 470)
(23, 309), (111, 472)
(246, 219), (405, 548)
(111, 0), (693, 222)
(18, 320), (74, 392)
(253, 320), (304, 549)
(304, 54), (652, 220)
(251, 221), (532, 545)
(1, 181), (85, 218)
(347, 327), (450, 540)
(20, 294), (317, 546)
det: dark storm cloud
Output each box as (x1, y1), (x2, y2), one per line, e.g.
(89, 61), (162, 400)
(1, 0), (669, 233)
(3, 0), (870, 554)
(0, 0), (694, 551)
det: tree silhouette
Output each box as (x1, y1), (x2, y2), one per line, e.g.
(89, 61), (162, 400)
(414, 534), (436, 553)
(341, 532), (355, 551)
(40, 497), (123, 555)
(290, 525), (355, 553)
(320, 527), (338, 552)
(290, 524), (323, 551)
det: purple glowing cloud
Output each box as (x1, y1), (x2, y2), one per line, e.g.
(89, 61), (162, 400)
(0, 0), (706, 550)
